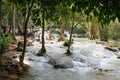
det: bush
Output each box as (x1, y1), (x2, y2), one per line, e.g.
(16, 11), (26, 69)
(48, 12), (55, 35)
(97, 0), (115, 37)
(0, 32), (8, 53)
(5, 34), (16, 44)
(63, 38), (73, 47)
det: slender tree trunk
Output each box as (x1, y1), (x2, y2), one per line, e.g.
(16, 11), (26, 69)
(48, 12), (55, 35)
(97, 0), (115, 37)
(48, 26), (52, 40)
(9, 26), (11, 33)
(0, 54), (2, 65)
(9, 8), (13, 33)
(87, 22), (94, 40)
(20, 0), (34, 67)
(38, 8), (46, 56)
(59, 18), (64, 41)
(98, 25), (108, 41)
(0, 50), (3, 65)
(98, 25), (102, 41)
(0, 0), (2, 28)
(16, 9), (22, 34)
(11, 4), (16, 37)
(66, 12), (75, 55)
(2, 17), (6, 27)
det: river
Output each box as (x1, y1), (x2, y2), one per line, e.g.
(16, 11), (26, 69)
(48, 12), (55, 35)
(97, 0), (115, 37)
(23, 39), (120, 80)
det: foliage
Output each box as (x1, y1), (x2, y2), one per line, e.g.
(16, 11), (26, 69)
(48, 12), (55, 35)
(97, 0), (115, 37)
(108, 19), (120, 41)
(5, 34), (16, 44)
(108, 40), (120, 47)
(63, 38), (73, 47)
(0, 32), (8, 53)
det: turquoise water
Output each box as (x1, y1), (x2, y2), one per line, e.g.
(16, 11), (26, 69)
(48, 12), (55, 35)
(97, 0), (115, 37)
(73, 38), (89, 42)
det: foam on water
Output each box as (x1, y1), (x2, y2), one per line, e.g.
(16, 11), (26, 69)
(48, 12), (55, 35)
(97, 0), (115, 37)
(24, 39), (120, 80)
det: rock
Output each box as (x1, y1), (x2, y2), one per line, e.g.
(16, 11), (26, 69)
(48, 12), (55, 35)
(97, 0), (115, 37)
(15, 41), (23, 51)
(49, 55), (73, 69)
(58, 38), (62, 42)
(12, 56), (17, 59)
(118, 48), (120, 51)
(96, 41), (108, 46)
(26, 39), (33, 46)
(117, 56), (120, 59)
(28, 58), (34, 61)
(63, 42), (69, 47)
(16, 47), (23, 52)
(98, 68), (114, 72)
(105, 46), (118, 52)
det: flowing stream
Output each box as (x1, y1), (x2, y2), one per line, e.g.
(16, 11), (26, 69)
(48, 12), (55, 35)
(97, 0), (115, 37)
(23, 39), (120, 80)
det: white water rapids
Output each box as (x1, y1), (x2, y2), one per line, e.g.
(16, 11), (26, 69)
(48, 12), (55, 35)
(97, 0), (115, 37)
(23, 39), (120, 80)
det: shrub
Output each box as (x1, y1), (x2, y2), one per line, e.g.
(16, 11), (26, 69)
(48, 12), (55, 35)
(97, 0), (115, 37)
(5, 34), (16, 44)
(63, 38), (73, 46)
(0, 32), (8, 53)
(0, 32), (9, 65)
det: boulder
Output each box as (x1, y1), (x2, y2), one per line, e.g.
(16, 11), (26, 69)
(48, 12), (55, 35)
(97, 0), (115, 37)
(49, 55), (73, 69)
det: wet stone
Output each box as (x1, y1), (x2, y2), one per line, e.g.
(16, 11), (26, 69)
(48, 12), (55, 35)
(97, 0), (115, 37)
(49, 55), (73, 69)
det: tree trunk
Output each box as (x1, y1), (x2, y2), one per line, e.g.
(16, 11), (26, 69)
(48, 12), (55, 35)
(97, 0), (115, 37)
(9, 25), (11, 33)
(87, 22), (95, 40)
(16, 8), (22, 34)
(20, 0), (34, 67)
(38, 7), (46, 56)
(0, 50), (3, 65)
(0, 48), (3, 65)
(59, 18), (64, 41)
(0, 0), (2, 28)
(48, 26), (52, 40)
(99, 25), (108, 41)
(66, 12), (75, 55)
(11, 4), (16, 38)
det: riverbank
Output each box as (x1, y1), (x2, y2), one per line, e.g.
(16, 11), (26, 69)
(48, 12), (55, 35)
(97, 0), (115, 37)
(0, 35), (30, 80)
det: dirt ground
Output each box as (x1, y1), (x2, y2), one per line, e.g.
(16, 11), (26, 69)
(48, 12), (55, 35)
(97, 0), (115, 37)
(0, 35), (29, 80)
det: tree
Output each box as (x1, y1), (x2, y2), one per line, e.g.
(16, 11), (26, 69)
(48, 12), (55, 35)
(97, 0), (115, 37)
(65, 1), (87, 55)
(32, 0), (47, 56)
(20, 0), (34, 67)
(32, 0), (63, 56)
(9, 3), (16, 38)
(85, 15), (98, 40)
(109, 19), (120, 41)
(66, 11), (75, 55)
(73, 0), (120, 42)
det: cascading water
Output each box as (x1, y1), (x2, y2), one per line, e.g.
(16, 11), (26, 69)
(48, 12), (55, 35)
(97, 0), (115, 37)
(23, 39), (120, 80)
